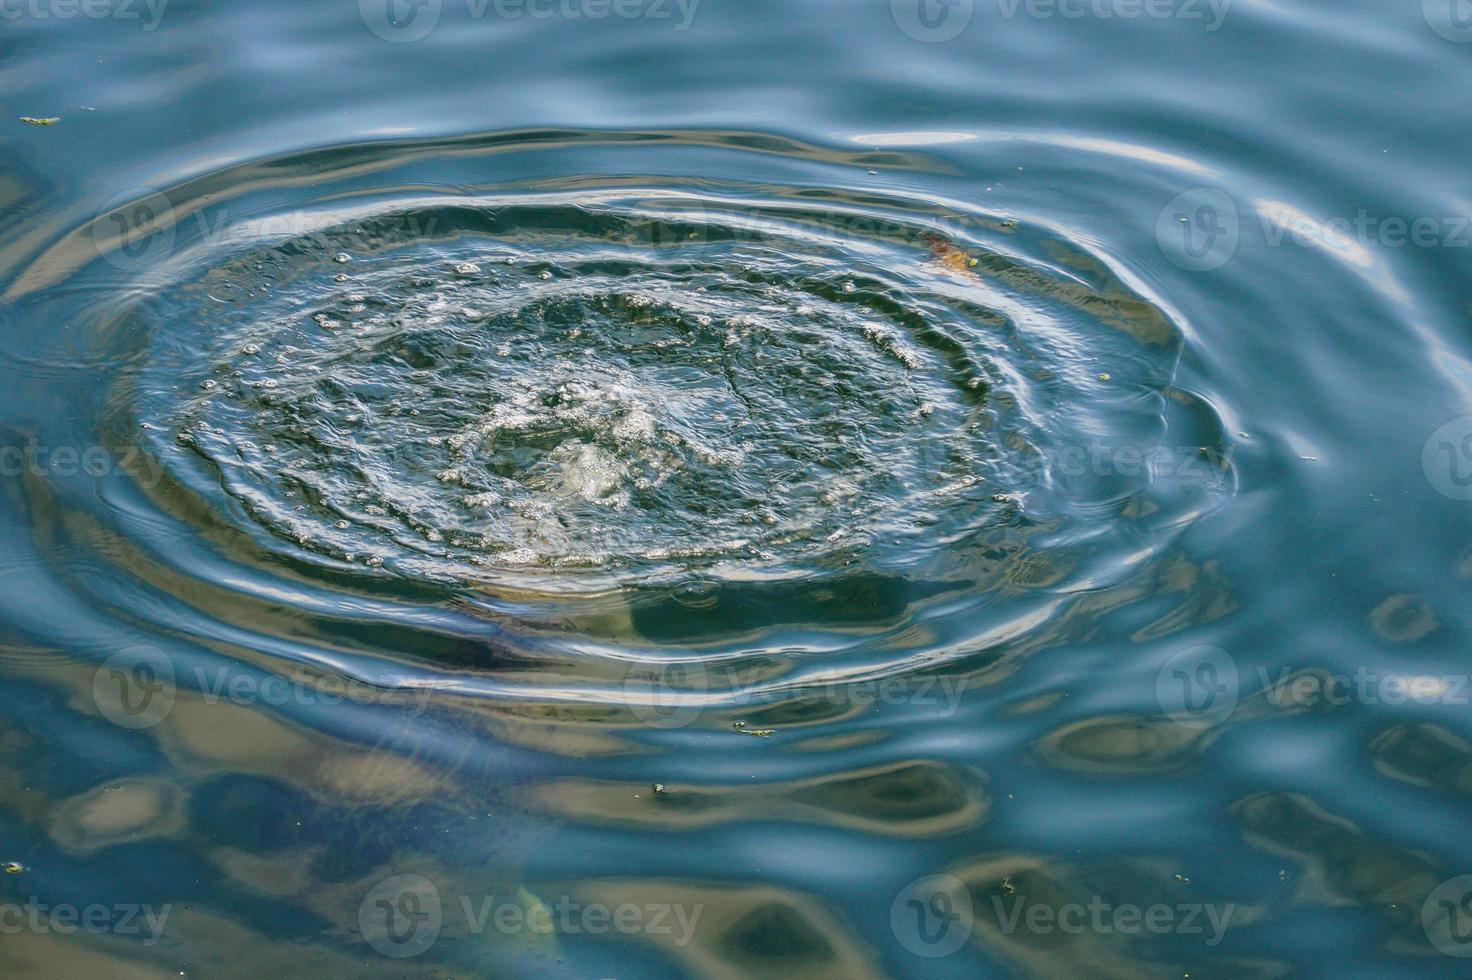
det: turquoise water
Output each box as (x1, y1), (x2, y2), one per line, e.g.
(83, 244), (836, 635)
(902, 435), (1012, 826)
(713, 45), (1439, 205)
(2, 1), (1472, 976)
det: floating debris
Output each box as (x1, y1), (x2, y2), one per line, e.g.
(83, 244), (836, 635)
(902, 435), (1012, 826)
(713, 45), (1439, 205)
(652, 783), (666, 795)
(926, 234), (980, 278)
(3, 862), (25, 874)
(20, 117), (60, 126)
(733, 721), (774, 738)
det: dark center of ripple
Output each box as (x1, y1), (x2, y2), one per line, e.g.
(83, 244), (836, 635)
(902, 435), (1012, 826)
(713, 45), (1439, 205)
(130, 199), (1205, 588)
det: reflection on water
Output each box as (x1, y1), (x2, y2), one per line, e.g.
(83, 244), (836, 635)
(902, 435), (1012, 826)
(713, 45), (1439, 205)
(3, 0), (1472, 976)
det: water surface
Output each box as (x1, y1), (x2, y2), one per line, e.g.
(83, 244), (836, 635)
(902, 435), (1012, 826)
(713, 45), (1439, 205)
(2, 1), (1472, 976)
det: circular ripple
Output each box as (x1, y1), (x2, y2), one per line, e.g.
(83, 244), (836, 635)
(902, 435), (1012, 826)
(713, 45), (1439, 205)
(114, 189), (1225, 609)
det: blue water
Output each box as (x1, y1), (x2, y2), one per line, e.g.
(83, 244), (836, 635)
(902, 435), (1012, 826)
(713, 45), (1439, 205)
(3, 1), (1472, 976)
